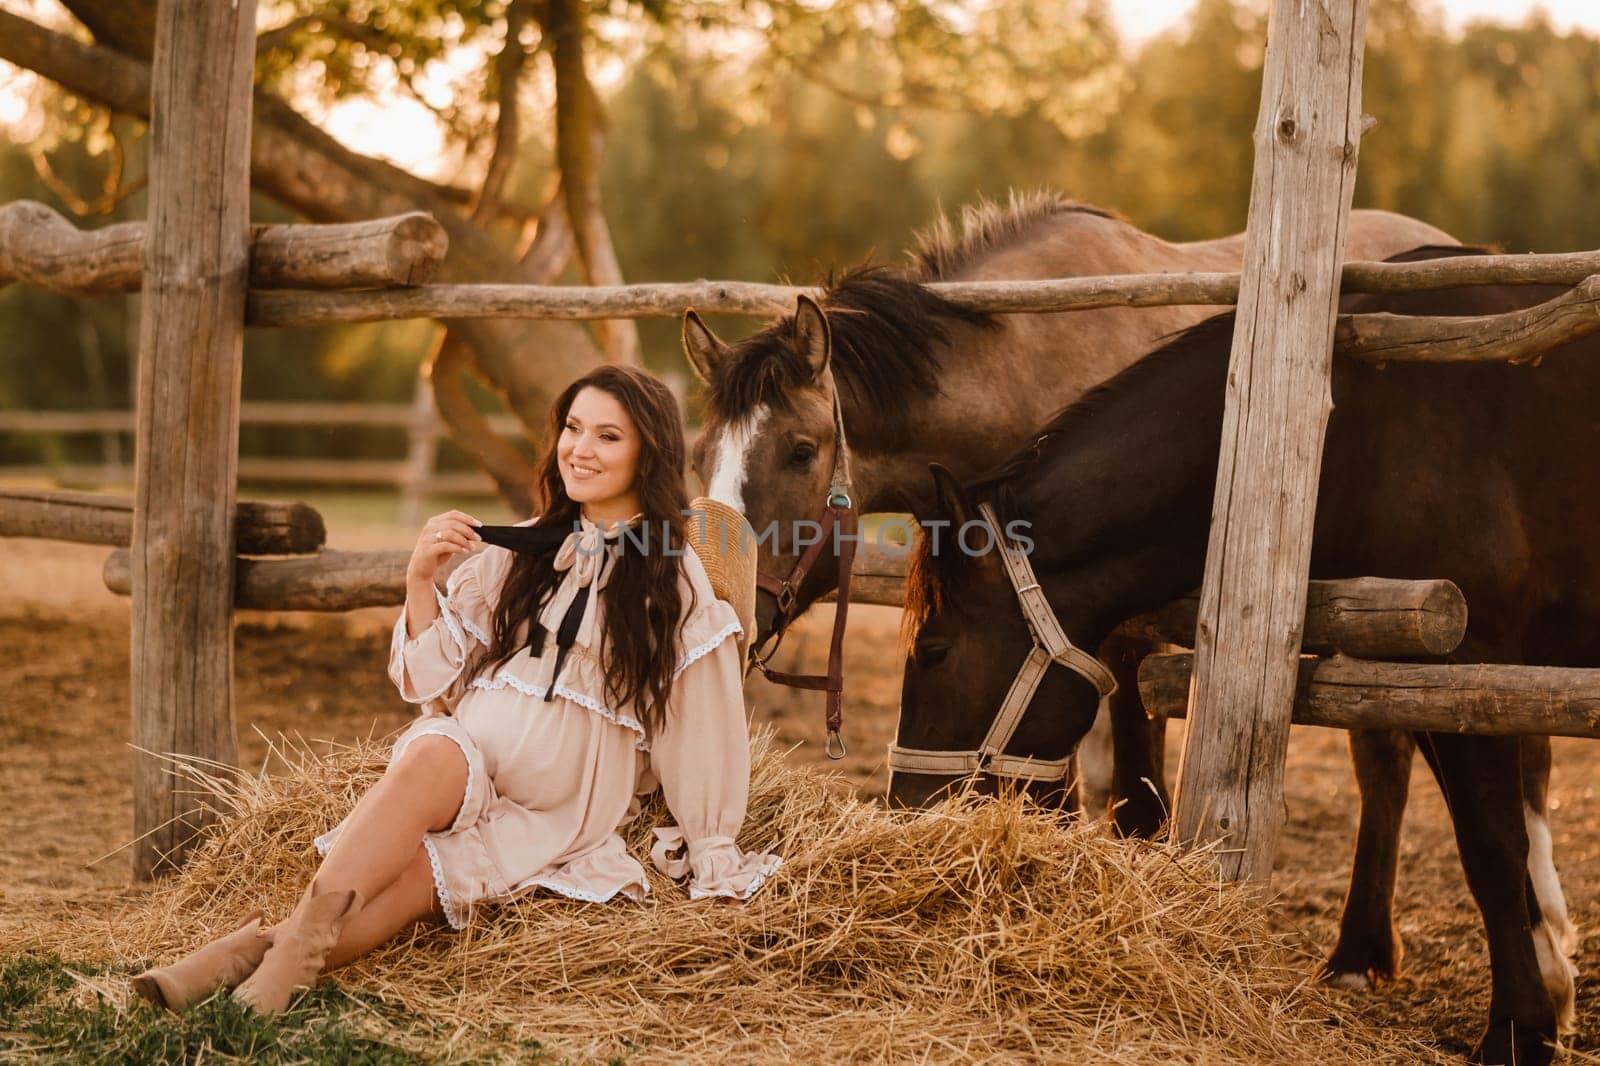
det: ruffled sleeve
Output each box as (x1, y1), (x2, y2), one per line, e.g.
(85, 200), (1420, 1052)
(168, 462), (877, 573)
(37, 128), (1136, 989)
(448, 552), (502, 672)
(388, 546), (506, 704)
(648, 608), (781, 900)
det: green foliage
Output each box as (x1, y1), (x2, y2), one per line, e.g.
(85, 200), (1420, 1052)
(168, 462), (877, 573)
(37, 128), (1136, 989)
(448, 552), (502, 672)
(0, 953), (497, 1065)
(3, 0), (1599, 465)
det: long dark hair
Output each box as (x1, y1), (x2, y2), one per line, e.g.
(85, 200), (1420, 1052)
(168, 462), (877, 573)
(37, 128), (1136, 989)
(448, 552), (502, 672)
(473, 365), (693, 734)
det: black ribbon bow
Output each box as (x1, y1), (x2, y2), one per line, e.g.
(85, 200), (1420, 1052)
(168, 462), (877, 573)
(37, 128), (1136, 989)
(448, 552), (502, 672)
(474, 522), (624, 700)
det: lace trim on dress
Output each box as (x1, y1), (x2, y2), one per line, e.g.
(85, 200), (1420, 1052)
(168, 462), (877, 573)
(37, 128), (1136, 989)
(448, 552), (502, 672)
(470, 669), (652, 752)
(673, 620), (744, 678)
(444, 563), (492, 646)
(433, 586), (468, 658)
(312, 724), (476, 930)
(458, 613), (490, 647)
(421, 837), (465, 930)
(688, 859), (780, 902)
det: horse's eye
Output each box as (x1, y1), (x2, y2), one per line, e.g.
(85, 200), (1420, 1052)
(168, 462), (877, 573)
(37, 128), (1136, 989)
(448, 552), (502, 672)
(790, 442), (817, 469)
(917, 642), (951, 666)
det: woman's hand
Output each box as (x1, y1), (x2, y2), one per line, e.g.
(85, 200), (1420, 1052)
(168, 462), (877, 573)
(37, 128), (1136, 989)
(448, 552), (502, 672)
(407, 510), (483, 584)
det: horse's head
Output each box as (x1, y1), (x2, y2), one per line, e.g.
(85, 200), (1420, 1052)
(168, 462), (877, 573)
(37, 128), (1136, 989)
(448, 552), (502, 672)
(888, 463), (1103, 809)
(684, 294), (849, 647)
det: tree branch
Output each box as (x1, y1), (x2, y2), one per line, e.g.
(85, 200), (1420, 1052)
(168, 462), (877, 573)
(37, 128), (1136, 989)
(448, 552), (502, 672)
(547, 0), (640, 364)
(515, 180), (575, 281)
(0, 10), (507, 260)
(472, 0), (535, 225)
(427, 330), (539, 515)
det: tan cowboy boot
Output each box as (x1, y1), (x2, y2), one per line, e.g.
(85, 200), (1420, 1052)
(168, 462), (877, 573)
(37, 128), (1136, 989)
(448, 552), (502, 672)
(131, 910), (271, 1011)
(232, 885), (363, 1014)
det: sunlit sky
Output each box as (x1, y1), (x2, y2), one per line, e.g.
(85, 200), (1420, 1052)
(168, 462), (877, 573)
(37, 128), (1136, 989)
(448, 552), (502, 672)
(1111, 0), (1600, 45)
(1, 0), (1597, 181)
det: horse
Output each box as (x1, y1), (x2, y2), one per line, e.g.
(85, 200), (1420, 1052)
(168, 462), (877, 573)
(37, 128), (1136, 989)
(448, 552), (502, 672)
(890, 248), (1589, 1064)
(682, 190), (1453, 830)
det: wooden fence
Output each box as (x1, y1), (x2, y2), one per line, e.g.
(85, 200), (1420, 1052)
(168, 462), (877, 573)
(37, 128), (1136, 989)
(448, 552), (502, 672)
(0, 401), (517, 524)
(6, 0), (1600, 884)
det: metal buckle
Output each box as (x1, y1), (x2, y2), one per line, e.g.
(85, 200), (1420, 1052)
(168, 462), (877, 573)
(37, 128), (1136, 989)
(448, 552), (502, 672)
(827, 490), (852, 510)
(774, 582), (797, 616)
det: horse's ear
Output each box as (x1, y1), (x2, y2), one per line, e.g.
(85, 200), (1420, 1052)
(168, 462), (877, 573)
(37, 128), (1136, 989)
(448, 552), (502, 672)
(682, 309), (727, 384)
(927, 462), (974, 530)
(793, 294), (831, 380)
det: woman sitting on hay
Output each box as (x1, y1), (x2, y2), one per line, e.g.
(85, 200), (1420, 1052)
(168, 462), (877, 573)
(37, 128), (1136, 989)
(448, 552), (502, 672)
(132, 364), (777, 1013)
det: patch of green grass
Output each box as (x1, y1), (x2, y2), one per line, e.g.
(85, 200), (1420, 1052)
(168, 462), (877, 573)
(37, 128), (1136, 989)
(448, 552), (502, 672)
(0, 955), (465, 1065)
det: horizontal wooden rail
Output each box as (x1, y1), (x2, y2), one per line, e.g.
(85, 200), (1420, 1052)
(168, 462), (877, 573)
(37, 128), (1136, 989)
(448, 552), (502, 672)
(0, 462), (498, 495)
(105, 547), (408, 610)
(0, 404), (524, 434)
(1113, 576), (1466, 658)
(95, 513), (1462, 654)
(244, 249), (1600, 326)
(0, 488), (324, 553)
(1139, 652), (1600, 739)
(0, 200), (447, 295)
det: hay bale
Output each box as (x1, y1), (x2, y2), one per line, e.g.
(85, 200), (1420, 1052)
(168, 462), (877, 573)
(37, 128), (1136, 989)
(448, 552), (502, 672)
(34, 735), (1452, 1064)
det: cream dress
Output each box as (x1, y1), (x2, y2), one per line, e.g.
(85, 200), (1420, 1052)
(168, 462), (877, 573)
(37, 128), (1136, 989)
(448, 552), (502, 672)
(314, 515), (781, 929)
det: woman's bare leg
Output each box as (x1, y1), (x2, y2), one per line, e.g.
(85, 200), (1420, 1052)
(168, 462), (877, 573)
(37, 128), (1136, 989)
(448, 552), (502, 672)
(312, 734), (468, 904)
(323, 845), (444, 970)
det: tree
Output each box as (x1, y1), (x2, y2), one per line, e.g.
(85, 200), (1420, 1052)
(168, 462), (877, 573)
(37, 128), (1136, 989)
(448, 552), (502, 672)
(0, 0), (1122, 511)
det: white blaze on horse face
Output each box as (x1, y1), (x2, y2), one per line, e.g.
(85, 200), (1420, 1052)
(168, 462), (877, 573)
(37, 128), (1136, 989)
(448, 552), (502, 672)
(704, 406), (770, 514)
(1525, 804), (1579, 1034)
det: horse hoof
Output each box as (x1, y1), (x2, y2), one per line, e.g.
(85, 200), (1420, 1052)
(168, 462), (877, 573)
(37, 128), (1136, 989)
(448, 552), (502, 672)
(1318, 969), (1374, 992)
(1468, 1022), (1555, 1066)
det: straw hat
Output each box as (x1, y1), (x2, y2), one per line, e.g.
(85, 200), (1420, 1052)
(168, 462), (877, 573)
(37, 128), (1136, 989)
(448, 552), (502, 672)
(685, 497), (757, 658)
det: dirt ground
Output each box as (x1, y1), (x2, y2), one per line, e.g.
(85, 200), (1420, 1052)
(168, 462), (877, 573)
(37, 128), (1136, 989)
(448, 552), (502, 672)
(1, 536), (1596, 1061)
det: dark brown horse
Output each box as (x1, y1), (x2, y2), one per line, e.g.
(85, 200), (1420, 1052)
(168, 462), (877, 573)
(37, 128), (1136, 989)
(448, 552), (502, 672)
(892, 249), (1587, 1064)
(682, 190), (1453, 829)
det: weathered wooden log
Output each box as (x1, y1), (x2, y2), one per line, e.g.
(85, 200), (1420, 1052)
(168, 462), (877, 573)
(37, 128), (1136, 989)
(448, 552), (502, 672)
(248, 212), (447, 289)
(129, 0), (257, 881)
(0, 489), (325, 553)
(1140, 653), (1600, 740)
(1335, 274), (1600, 365)
(0, 200), (446, 295)
(1114, 577), (1466, 658)
(242, 251), (1600, 327)
(1172, 0), (1370, 882)
(105, 548), (411, 611)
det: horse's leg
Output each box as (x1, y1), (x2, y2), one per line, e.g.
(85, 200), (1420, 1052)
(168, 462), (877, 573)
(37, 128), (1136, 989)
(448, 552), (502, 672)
(1416, 732), (1557, 1066)
(1520, 736), (1579, 1033)
(1515, 604), (1585, 1027)
(1097, 632), (1168, 837)
(1319, 728), (1413, 988)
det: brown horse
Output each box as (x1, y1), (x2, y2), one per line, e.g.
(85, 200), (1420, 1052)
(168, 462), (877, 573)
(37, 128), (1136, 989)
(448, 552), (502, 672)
(681, 192), (1454, 894)
(891, 249), (1587, 1064)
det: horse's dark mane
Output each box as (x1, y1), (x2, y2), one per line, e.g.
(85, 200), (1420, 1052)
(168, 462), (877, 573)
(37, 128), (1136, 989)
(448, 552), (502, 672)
(705, 192), (1122, 428)
(978, 311), (1240, 495)
(904, 242), (1498, 646)
(703, 266), (993, 426)
(911, 190), (1120, 281)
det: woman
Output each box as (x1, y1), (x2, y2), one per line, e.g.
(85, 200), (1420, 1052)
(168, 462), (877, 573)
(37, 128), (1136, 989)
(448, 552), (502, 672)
(133, 364), (778, 1013)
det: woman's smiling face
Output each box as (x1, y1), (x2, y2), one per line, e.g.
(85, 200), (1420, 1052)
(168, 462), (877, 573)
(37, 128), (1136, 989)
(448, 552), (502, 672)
(558, 386), (643, 515)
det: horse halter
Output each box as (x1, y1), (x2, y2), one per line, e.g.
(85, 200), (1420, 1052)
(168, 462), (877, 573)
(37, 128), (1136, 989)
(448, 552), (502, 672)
(748, 367), (856, 760)
(887, 501), (1119, 784)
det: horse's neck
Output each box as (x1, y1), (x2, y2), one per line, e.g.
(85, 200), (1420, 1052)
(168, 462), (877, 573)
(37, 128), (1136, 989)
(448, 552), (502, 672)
(1006, 336), (1234, 625)
(842, 220), (1245, 512)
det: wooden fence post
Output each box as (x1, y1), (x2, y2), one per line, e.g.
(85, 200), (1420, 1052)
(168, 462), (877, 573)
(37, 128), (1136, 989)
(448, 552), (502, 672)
(130, 0), (258, 880)
(1171, 0), (1370, 882)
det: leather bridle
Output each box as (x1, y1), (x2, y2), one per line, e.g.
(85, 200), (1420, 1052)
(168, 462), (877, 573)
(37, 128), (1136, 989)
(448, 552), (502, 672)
(748, 367), (855, 760)
(886, 501), (1118, 783)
